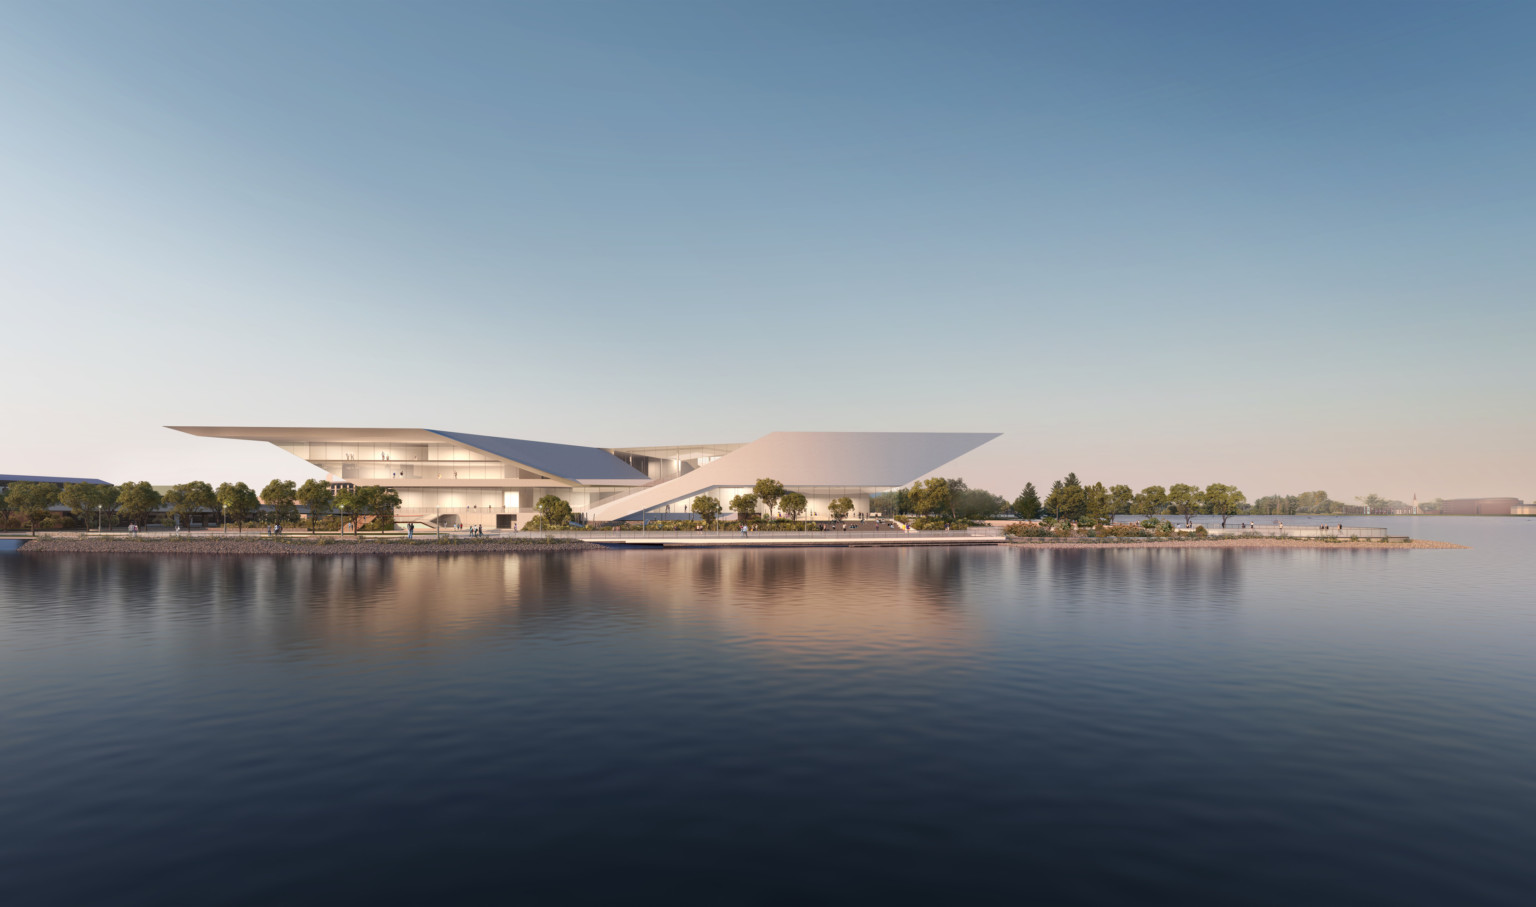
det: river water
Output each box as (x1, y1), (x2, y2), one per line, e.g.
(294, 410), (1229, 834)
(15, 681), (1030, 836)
(1, 517), (1532, 905)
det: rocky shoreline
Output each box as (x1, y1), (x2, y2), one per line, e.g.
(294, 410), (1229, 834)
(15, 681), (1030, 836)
(1005, 537), (1465, 550)
(12, 535), (598, 556)
(7, 534), (1466, 554)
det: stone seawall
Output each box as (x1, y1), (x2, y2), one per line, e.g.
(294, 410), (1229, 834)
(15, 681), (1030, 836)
(1005, 537), (1465, 550)
(13, 536), (597, 556)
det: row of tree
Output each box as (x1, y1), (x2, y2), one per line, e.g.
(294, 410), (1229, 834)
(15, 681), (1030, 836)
(696, 478), (856, 529)
(1010, 474), (1249, 527)
(0, 479), (402, 534)
(869, 478), (1007, 522)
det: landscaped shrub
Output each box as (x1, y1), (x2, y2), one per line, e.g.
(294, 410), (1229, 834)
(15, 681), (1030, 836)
(1004, 522), (1052, 538)
(1095, 524), (1152, 538)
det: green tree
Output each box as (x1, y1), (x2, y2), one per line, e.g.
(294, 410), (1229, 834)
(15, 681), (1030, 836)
(117, 481), (163, 528)
(1201, 483), (1247, 528)
(753, 478), (784, 521)
(535, 494), (573, 528)
(296, 479), (334, 532)
(7, 481), (59, 534)
(1043, 475), (1087, 523)
(215, 481), (259, 532)
(910, 477), (952, 517)
(260, 479), (299, 526)
(356, 485), (404, 529)
(828, 496), (854, 524)
(60, 482), (118, 530)
(779, 491), (808, 525)
(164, 480), (217, 529)
(1083, 482), (1111, 524)
(1043, 480), (1065, 518)
(1168, 483), (1200, 527)
(1012, 483), (1041, 519)
(333, 488), (360, 533)
(690, 494), (722, 528)
(1108, 484), (1134, 518)
(729, 493), (758, 523)
(947, 478), (1006, 520)
(1132, 485), (1168, 515)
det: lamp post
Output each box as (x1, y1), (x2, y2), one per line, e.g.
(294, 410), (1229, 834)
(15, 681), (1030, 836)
(96, 504), (102, 533)
(222, 503), (228, 534)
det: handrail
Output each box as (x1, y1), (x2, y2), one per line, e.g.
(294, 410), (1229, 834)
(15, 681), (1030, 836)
(516, 528), (1003, 541)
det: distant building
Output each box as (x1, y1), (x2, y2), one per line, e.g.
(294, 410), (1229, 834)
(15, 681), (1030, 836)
(1512, 504), (1536, 516)
(1438, 497), (1523, 516)
(0, 474), (110, 491)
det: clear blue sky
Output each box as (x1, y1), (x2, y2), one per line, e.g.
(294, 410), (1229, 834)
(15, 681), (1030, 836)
(3, 1), (1532, 502)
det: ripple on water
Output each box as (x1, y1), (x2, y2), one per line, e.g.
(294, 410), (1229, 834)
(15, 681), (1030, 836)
(1, 524), (1533, 905)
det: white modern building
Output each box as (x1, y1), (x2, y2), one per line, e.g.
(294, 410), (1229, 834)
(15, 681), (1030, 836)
(169, 427), (999, 529)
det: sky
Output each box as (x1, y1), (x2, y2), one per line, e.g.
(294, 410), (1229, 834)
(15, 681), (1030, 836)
(2, 0), (1532, 503)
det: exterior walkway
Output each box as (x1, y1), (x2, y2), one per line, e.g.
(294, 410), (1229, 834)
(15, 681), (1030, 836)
(521, 528), (1006, 547)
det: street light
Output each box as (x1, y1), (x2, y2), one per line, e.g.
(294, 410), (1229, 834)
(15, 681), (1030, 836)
(222, 503), (228, 534)
(96, 504), (102, 533)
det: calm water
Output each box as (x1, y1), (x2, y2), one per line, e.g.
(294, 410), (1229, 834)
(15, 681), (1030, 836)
(2, 517), (1533, 905)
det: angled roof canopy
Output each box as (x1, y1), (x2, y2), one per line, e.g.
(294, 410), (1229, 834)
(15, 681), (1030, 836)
(585, 431), (1000, 520)
(429, 430), (645, 482)
(167, 426), (647, 483)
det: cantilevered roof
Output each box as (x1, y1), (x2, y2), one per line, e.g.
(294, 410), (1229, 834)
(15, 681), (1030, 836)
(429, 430), (646, 482)
(169, 426), (445, 444)
(585, 431), (1000, 520)
(168, 426), (648, 484)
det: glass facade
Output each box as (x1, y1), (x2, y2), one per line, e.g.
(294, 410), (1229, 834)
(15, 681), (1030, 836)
(277, 441), (556, 483)
(628, 486), (889, 520)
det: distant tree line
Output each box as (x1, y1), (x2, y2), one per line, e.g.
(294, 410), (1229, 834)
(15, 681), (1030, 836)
(1248, 490), (1339, 515)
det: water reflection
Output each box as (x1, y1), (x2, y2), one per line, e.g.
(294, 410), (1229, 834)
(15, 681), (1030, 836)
(2, 533), (1534, 907)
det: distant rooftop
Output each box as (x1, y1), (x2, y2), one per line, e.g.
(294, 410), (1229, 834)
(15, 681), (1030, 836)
(0, 474), (111, 485)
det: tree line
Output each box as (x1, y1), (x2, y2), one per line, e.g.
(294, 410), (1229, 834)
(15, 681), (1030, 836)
(869, 478), (1007, 528)
(1008, 474), (1249, 528)
(0, 479), (402, 534)
(701, 478), (854, 530)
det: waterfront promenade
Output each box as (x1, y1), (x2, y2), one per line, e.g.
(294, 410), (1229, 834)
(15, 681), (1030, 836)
(3, 528), (1465, 554)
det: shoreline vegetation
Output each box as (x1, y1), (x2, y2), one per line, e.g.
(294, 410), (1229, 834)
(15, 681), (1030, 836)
(9, 534), (1466, 555)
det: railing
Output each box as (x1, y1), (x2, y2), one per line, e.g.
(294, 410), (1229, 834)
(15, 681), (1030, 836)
(1209, 525), (1390, 539)
(517, 527), (1004, 542)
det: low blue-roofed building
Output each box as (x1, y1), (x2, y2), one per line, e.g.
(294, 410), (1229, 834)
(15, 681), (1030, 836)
(1, 474), (111, 487)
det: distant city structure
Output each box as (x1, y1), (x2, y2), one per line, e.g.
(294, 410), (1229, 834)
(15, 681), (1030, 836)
(169, 428), (999, 529)
(1436, 497), (1524, 516)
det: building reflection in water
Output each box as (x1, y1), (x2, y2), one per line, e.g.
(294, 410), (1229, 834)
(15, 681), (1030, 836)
(1, 545), (1411, 667)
